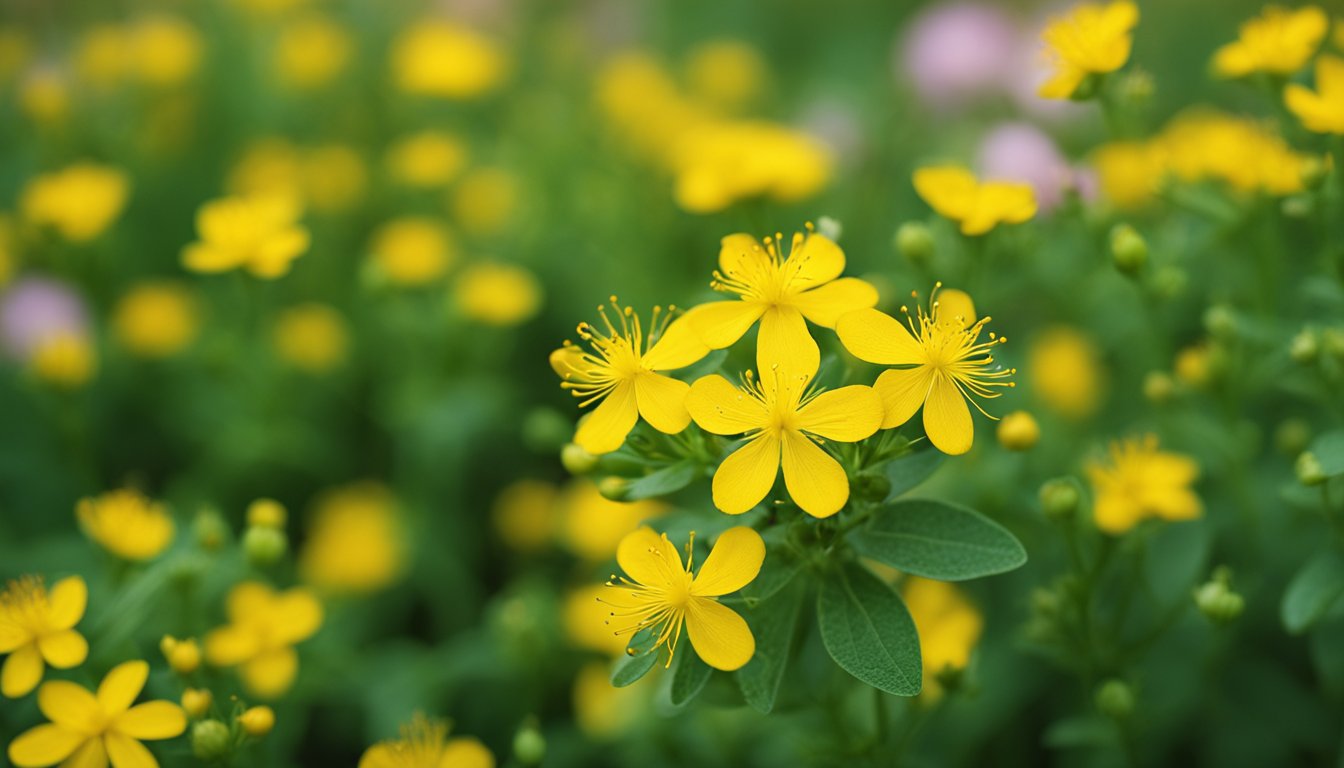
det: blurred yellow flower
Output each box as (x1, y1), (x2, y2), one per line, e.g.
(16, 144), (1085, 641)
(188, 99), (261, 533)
(180, 688), (211, 718)
(596, 53), (714, 158)
(0, 576), (87, 698)
(604, 526), (764, 671)
(6, 660), (186, 768)
(1174, 343), (1213, 388)
(229, 138), (302, 203)
(302, 144), (366, 213)
(1159, 110), (1309, 196)
(1029, 326), (1102, 420)
(77, 488), (175, 561)
(455, 262), (542, 326)
(836, 286), (1012, 456)
(491, 479), (557, 553)
(247, 498), (287, 529)
(75, 26), (129, 88)
(273, 303), (348, 372)
(299, 482), (405, 595)
(1092, 141), (1164, 210)
(31, 333), (96, 389)
(21, 164), (130, 242)
(903, 577), (983, 699)
(1285, 54), (1344, 134)
(671, 121), (831, 214)
(573, 661), (646, 738)
(559, 480), (666, 561)
(392, 21), (507, 99)
(112, 282), (198, 358)
(1213, 5), (1327, 78)
(160, 635), (201, 675)
(564, 584), (628, 656)
(205, 581), (323, 699)
(687, 357), (882, 517)
(19, 70), (70, 124)
(359, 713), (494, 768)
(238, 705), (275, 737)
(386, 132), (467, 188)
(131, 16), (202, 87)
(450, 167), (519, 237)
(182, 194), (309, 279)
(370, 217), (455, 286)
(913, 166), (1036, 236)
(997, 410), (1040, 451)
(685, 40), (767, 112)
(1087, 435), (1201, 534)
(1038, 1), (1139, 99)
(275, 15), (351, 90)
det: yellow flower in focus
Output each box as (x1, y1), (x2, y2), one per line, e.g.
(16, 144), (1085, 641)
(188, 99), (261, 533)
(359, 713), (494, 768)
(1038, 1), (1139, 99)
(1285, 54), (1344, 134)
(491, 479), (557, 553)
(672, 121), (831, 214)
(31, 333), (96, 389)
(205, 582), (323, 699)
(0, 576), (87, 698)
(272, 303), (348, 372)
(573, 661), (646, 739)
(392, 21), (507, 99)
(604, 527), (764, 671)
(274, 15), (351, 90)
(903, 577), (983, 699)
(112, 282), (198, 358)
(559, 480), (666, 561)
(686, 359), (883, 517)
(1087, 435), (1201, 534)
(6, 660), (186, 768)
(1213, 5), (1327, 78)
(1028, 327), (1102, 420)
(386, 132), (467, 188)
(370, 218), (455, 286)
(75, 26), (129, 88)
(1091, 141), (1165, 210)
(77, 489), (174, 561)
(450, 167), (519, 237)
(302, 144), (366, 213)
(685, 40), (767, 112)
(20, 70), (70, 124)
(131, 16), (202, 87)
(299, 482), (405, 595)
(913, 166), (1036, 236)
(182, 195), (309, 279)
(455, 262), (542, 327)
(21, 164), (130, 242)
(836, 286), (1013, 456)
(565, 584), (629, 657)
(551, 299), (708, 454)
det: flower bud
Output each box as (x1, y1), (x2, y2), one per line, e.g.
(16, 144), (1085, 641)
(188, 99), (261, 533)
(1290, 328), (1319, 365)
(1115, 69), (1154, 108)
(522, 407), (572, 453)
(1143, 371), (1175, 403)
(160, 635), (201, 675)
(1150, 265), (1186, 300)
(191, 720), (232, 760)
(816, 216), (843, 242)
(1321, 328), (1344, 359)
(596, 476), (630, 502)
(1095, 679), (1134, 719)
(1281, 195), (1314, 219)
(246, 499), (286, 529)
(895, 222), (935, 265)
(243, 525), (288, 566)
(1038, 478), (1080, 522)
(996, 411), (1039, 451)
(1109, 223), (1148, 275)
(1174, 345), (1212, 389)
(239, 706), (275, 737)
(512, 719), (546, 765)
(194, 508), (229, 552)
(560, 442), (599, 475)
(1202, 304), (1237, 339)
(853, 472), (892, 503)
(181, 688), (212, 718)
(1274, 419), (1311, 457)
(1296, 451), (1327, 487)
(1193, 577), (1244, 624)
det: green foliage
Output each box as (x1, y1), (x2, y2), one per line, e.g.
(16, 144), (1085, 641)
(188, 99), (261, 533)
(849, 499), (1027, 581)
(817, 562), (922, 697)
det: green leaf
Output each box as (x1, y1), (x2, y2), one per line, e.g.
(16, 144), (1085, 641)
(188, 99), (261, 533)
(817, 562), (922, 696)
(1307, 430), (1344, 477)
(884, 446), (945, 499)
(610, 627), (659, 687)
(669, 647), (713, 706)
(736, 581), (805, 713)
(1282, 551), (1344, 635)
(740, 529), (801, 605)
(624, 460), (699, 500)
(849, 499), (1027, 581)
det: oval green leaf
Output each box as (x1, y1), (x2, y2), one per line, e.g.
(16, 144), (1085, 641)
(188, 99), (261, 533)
(848, 498), (1027, 581)
(817, 562), (922, 696)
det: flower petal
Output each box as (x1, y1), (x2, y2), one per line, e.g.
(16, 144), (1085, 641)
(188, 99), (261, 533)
(2, 643), (44, 698)
(359, 744), (397, 768)
(241, 648), (298, 699)
(633, 372), (691, 434)
(573, 380), (639, 455)
(711, 434), (780, 515)
(47, 577), (87, 631)
(873, 367), (933, 430)
(688, 300), (764, 350)
(642, 308), (711, 371)
(549, 344), (591, 379)
(0, 620), (28, 653)
(272, 589), (323, 645)
(226, 582), (274, 623)
(923, 374), (974, 455)
(686, 375), (767, 435)
(796, 385), (883, 442)
(204, 625), (259, 666)
(835, 308), (923, 366)
(780, 430), (850, 518)
(756, 305), (818, 380)
(97, 661), (148, 716)
(790, 278), (879, 328)
(934, 289), (976, 328)
(37, 630), (88, 669)
(116, 701), (187, 740)
(685, 597), (755, 671)
(914, 166), (977, 221)
(616, 527), (683, 587)
(7, 725), (85, 768)
(38, 681), (100, 730)
(691, 527), (765, 597)
(781, 233), (845, 291)
(439, 737), (495, 768)
(718, 233), (765, 277)
(104, 732), (156, 768)
(62, 737), (107, 768)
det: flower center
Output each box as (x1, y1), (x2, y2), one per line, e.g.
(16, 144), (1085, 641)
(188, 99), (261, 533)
(0, 576), (49, 632)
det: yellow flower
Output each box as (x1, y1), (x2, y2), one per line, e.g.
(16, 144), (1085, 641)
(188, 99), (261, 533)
(272, 303), (348, 372)
(449, 167), (519, 237)
(559, 480), (667, 561)
(1028, 326), (1102, 419)
(238, 705), (274, 737)
(21, 164), (130, 242)
(491, 479), (557, 553)
(1285, 54), (1344, 134)
(359, 713), (493, 768)
(204, 581), (323, 699)
(77, 489), (174, 561)
(31, 333), (96, 389)
(181, 194), (310, 279)
(1091, 141), (1165, 210)
(1158, 110), (1310, 196)
(130, 15), (201, 87)
(689, 228), (877, 377)
(1087, 435), (1201, 534)
(299, 482), (405, 595)
(573, 660), (645, 738)
(595, 53), (714, 159)
(274, 15), (351, 90)
(686, 359), (883, 517)
(671, 121), (831, 213)
(551, 299), (708, 455)
(913, 166), (1036, 236)
(565, 584), (629, 656)
(112, 281), (198, 358)
(370, 218), (455, 286)
(302, 144), (366, 213)
(454, 262), (542, 327)
(392, 21), (507, 99)
(1038, 1), (1139, 99)
(247, 499), (287, 529)
(1174, 343), (1213, 388)
(996, 410), (1040, 451)
(902, 577), (983, 699)
(0, 576), (87, 699)
(603, 526), (764, 671)
(228, 138), (302, 203)
(836, 286), (1013, 456)
(684, 40), (767, 112)
(6, 660), (186, 768)
(180, 688), (211, 718)
(159, 636), (201, 675)
(386, 132), (467, 188)
(1213, 5), (1328, 78)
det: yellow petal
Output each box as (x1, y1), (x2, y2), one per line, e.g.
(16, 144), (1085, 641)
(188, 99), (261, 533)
(359, 744), (397, 768)
(6, 725), (85, 768)
(980, 183), (1037, 227)
(241, 647), (298, 699)
(573, 380), (639, 455)
(97, 661), (148, 716)
(62, 738), (107, 768)
(116, 701), (187, 740)
(780, 430), (850, 518)
(711, 434), (780, 515)
(38, 681), (100, 730)
(923, 374), (973, 455)
(685, 597), (755, 671)
(37, 630), (87, 669)
(226, 582), (274, 623)
(835, 308), (923, 365)
(756, 305), (818, 380)
(181, 243), (239, 273)
(2, 643), (44, 698)
(0, 621), (25, 653)
(47, 576), (87, 630)
(913, 166), (977, 220)
(204, 625), (259, 666)
(934, 289), (976, 328)
(1093, 493), (1140, 534)
(795, 385), (883, 442)
(688, 300), (764, 350)
(616, 527), (683, 587)
(439, 737), (495, 768)
(633, 372), (691, 434)
(1149, 488), (1203, 523)
(641, 308), (710, 371)
(718, 233), (765, 278)
(691, 527), (765, 597)
(1318, 55), (1344, 96)
(1038, 63), (1088, 99)
(781, 233), (845, 291)
(873, 367), (933, 429)
(549, 345), (590, 379)
(790, 277), (879, 328)
(686, 375), (768, 435)
(103, 732), (156, 768)
(272, 589), (323, 645)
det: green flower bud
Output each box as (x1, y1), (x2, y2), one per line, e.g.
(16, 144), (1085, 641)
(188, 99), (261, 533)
(816, 216), (843, 242)
(560, 442), (599, 475)
(1115, 69), (1154, 108)
(1039, 478), (1080, 522)
(1143, 371), (1175, 404)
(1281, 194), (1314, 219)
(194, 508), (229, 552)
(596, 476), (630, 502)
(1321, 327), (1344, 359)
(1296, 451), (1326, 487)
(1274, 419), (1311, 457)
(853, 472), (892, 503)
(1109, 223), (1148, 275)
(243, 526), (288, 567)
(1095, 679), (1134, 719)
(1193, 579), (1244, 624)
(1030, 587), (1061, 618)
(512, 720), (546, 765)
(522, 407), (572, 453)
(191, 720), (232, 760)
(1150, 265), (1186, 300)
(1202, 304), (1237, 339)
(895, 222), (935, 265)
(1290, 328), (1319, 365)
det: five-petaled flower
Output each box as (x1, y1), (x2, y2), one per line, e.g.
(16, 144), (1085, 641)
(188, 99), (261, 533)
(1087, 434), (1201, 534)
(77, 489), (175, 562)
(181, 194), (311, 279)
(836, 286), (1014, 456)
(358, 712), (494, 768)
(1038, 1), (1139, 100)
(686, 359), (883, 518)
(1213, 5), (1327, 79)
(204, 581), (323, 699)
(0, 576), (88, 699)
(1285, 54), (1344, 135)
(7, 660), (186, 768)
(913, 166), (1037, 237)
(603, 526), (764, 671)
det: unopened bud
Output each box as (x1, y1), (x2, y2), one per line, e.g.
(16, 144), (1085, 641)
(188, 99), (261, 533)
(1174, 345), (1212, 389)
(181, 688), (212, 718)
(815, 216), (843, 242)
(1143, 371), (1175, 403)
(1321, 328), (1344, 359)
(1202, 304), (1237, 339)
(1290, 328), (1319, 365)
(1095, 679), (1134, 719)
(596, 476), (630, 502)
(560, 442), (599, 475)
(997, 411), (1040, 451)
(853, 472), (892, 502)
(1296, 451), (1327, 486)
(191, 720), (231, 760)
(1150, 265), (1186, 300)
(194, 508), (228, 552)
(512, 719), (546, 765)
(160, 635), (201, 675)
(239, 706), (275, 737)
(1039, 478), (1080, 521)
(1109, 223), (1148, 275)
(1194, 577), (1244, 624)
(246, 499), (286, 529)
(243, 526), (288, 566)
(895, 222), (935, 265)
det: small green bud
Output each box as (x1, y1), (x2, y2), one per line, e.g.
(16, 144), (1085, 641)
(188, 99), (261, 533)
(1296, 451), (1327, 487)
(1030, 587), (1061, 618)
(194, 508), (229, 552)
(1115, 69), (1154, 107)
(1202, 304), (1237, 339)
(1193, 579), (1244, 624)
(1109, 223), (1148, 275)
(1039, 478), (1080, 522)
(853, 472), (892, 503)
(895, 222), (935, 265)
(560, 442), (599, 475)
(1143, 371), (1175, 404)
(1150, 265), (1187, 300)
(512, 719), (546, 765)
(816, 216), (843, 242)
(596, 476), (630, 502)
(243, 526), (288, 567)
(1290, 328), (1319, 364)
(191, 720), (232, 760)
(1281, 195), (1314, 219)
(1095, 679), (1134, 719)
(1321, 327), (1344, 359)
(522, 408), (572, 453)
(1274, 419), (1311, 457)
